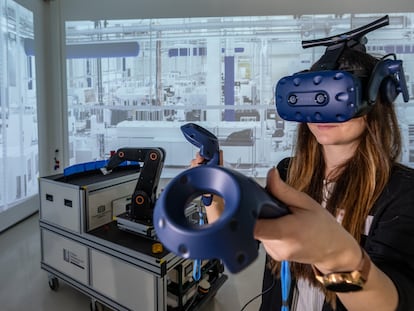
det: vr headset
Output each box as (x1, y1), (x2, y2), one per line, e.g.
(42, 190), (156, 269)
(275, 15), (410, 123)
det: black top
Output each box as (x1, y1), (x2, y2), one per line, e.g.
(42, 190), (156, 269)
(259, 158), (414, 311)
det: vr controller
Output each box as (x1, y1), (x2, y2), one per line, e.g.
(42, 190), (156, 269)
(181, 122), (220, 206)
(180, 123), (220, 166)
(153, 165), (289, 273)
(275, 15), (410, 123)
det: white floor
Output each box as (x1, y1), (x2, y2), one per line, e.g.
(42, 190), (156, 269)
(0, 213), (266, 311)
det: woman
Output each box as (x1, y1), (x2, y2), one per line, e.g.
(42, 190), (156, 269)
(192, 48), (414, 310)
(256, 47), (414, 311)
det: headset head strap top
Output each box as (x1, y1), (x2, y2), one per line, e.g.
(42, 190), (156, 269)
(274, 15), (410, 123)
(303, 15), (390, 71)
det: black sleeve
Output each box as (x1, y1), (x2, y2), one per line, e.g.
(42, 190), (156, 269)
(259, 255), (283, 311)
(260, 162), (414, 311)
(276, 157), (291, 182)
(364, 166), (414, 311)
(259, 158), (292, 311)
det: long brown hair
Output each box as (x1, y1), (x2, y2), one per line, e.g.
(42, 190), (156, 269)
(272, 48), (402, 307)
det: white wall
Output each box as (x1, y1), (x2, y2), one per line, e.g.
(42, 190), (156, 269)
(11, 0), (55, 178)
(0, 0), (45, 231)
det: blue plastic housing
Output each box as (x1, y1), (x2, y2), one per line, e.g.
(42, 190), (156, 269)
(153, 165), (289, 273)
(275, 70), (363, 123)
(180, 123), (220, 165)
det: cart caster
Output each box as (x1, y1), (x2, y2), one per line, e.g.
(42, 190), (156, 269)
(48, 276), (59, 291)
(90, 299), (106, 311)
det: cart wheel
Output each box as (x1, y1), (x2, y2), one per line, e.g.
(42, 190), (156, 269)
(48, 277), (59, 291)
(90, 300), (106, 311)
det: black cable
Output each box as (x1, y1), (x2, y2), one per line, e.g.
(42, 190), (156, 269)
(240, 276), (276, 311)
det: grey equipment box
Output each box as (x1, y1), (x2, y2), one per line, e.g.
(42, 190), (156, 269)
(39, 166), (139, 233)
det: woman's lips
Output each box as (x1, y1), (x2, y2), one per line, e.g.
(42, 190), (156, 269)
(316, 124), (337, 130)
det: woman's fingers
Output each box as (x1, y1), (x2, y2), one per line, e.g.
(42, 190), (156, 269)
(254, 216), (296, 240)
(190, 152), (204, 167)
(266, 167), (320, 211)
(190, 150), (223, 167)
(256, 167), (331, 244)
(218, 149), (223, 166)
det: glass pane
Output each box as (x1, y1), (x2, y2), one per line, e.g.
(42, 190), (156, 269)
(0, 0), (38, 212)
(65, 14), (414, 178)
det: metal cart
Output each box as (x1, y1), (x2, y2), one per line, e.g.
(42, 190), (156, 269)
(39, 166), (227, 311)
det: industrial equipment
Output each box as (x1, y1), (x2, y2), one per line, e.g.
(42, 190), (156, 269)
(39, 145), (227, 311)
(101, 147), (165, 237)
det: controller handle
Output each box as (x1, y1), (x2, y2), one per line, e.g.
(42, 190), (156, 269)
(181, 123), (220, 166)
(181, 123), (220, 205)
(154, 165), (289, 273)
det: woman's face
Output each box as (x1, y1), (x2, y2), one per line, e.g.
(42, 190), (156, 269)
(307, 117), (367, 148)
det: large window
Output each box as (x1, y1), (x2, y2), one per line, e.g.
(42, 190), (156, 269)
(65, 14), (414, 177)
(0, 0), (37, 212)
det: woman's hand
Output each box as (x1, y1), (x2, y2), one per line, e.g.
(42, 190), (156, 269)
(254, 167), (362, 273)
(190, 151), (223, 168)
(190, 152), (207, 168)
(189, 151), (224, 222)
(255, 167), (399, 311)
